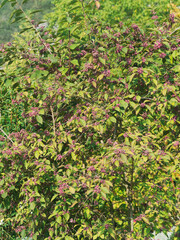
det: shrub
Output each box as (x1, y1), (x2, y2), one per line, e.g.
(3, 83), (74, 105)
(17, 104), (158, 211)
(0, 0), (180, 239)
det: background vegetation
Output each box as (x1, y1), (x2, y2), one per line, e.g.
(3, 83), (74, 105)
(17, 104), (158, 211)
(0, 0), (53, 43)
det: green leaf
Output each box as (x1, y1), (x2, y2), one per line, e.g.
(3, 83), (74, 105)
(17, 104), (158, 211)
(30, 202), (35, 210)
(35, 151), (40, 159)
(48, 211), (57, 219)
(84, 207), (91, 219)
(36, 115), (43, 124)
(99, 125), (104, 134)
(39, 109), (45, 115)
(152, 78), (157, 86)
(169, 98), (178, 106)
(21, 229), (26, 239)
(10, 9), (23, 21)
(0, 179), (4, 186)
(69, 187), (75, 194)
(75, 227), (83, 236)
(64, 213), (70, 221)
(130, 101), (137, 109)
(172, 50), (179, 59)
(2, 192), (7, 198)
(99, 57), (105, 65)
(9, 185), (15, 190)
(70, 44), (79, 50)
(60, 67), (69, 75)
(142, 217), (150, 225)
(71, 59), (79, 66)
(129, 73), (136, 83)
(33, 232), (38, 240)
(108, 228), (116, 239)
(40, 196), (46, 203)
(122, 47), (128, 53)
(98, 47), (105, 51)
(136, 96), (141, 102)
(58, 143), (63, 152)
(56, 216), (62, 224)
(80, 119), (86, 127)
(0, 57), (3, 66)
(101, 191), (107, 199)
(120, 100), (128, 109)
(120, 154), (127, 163)
(51, 194), (58, 202)
(78, 127), (82, 132)
(65, 237), (74, 240)
(104, 93), (108, 100)
(105, 181), (113, 187)
(66, 169), (71, 176)
(71, 152), (76, 160)
(86, 189), (93, 195)
(92, 81), (96, 88)
(30, 9), (42, 15)
(19, 27), (33, 34)
(5, 79), (12, 87)
(67, 17), (72, 23)
(98, 74), (104, 80)
(101, 186), (109, 194)
(109, 116), (116, 123)
(49, 55), (59, 64)
(162, 88), (167, 96)
(172, 64), (180, 72)
(115, 160), (119, 167)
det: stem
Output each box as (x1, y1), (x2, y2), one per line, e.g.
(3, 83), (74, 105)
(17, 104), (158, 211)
(50, 105), (56, 137)
(80, 0), (88, 31)
(128, 157), (134, 233)
(0, 127), (14, 144)
(129, 198), (133, 232)
(109, 201), (118, 240)
(68, 29), (71, 75)
(113, 118), (118, 140)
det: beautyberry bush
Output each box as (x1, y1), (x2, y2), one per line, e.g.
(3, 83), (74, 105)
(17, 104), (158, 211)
(0, 1), (180, 240)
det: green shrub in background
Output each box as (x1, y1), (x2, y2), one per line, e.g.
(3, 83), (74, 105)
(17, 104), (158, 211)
(0, 0), (180, 239)
(0, 0), (53, 43)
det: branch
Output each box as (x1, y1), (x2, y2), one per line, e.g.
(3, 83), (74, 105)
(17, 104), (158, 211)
(0, 127), (14, 144)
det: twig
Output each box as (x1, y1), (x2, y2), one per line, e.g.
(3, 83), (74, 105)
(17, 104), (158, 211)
(0, 127), (14, 144)
(170, 27), (180, 35)
(50, 106), (56, 137)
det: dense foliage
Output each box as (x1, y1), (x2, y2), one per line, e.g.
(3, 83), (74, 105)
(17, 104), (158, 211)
(47, 0), (180, 37)
(0, 0), (180, 239)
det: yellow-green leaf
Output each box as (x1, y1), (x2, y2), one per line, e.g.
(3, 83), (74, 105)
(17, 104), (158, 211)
(36, 115), (43, 124)
(69, 187), (75, 194)
(142, 217), (150, 225)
